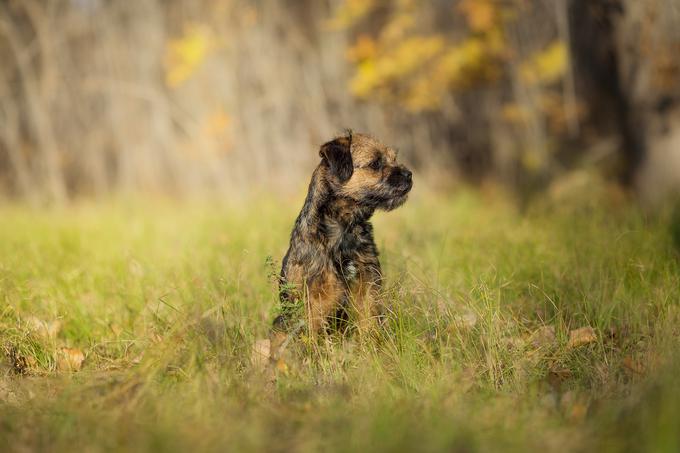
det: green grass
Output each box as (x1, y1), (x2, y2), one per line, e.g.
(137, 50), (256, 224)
(1, 191), (679, 452)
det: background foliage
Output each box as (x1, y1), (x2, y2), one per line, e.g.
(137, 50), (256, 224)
(2, 2), (680, 451)
(0, 0), (678, 204)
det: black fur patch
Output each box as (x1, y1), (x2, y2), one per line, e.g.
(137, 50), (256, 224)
(319, 136), (353, 182)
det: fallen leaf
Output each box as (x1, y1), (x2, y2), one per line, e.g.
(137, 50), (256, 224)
(6, 347), (36, 375)
(56, 347), (85, 372)
(514, 355), (540, 381)
(529, 325), (556, 349)
(275, 358), (289, 374)
(623, 356), (645, 374)
(25, 317), (62, 339)
(251, 339), (271, 368)
(503, 336), (525, 351)
(458, 366), (477, 394)
(547, 365), (572, 390)
(109, 323), (123, 337)
(605, 326), (618, 339)
(567, 326), (597, 349)
(539, 392), (559, 411)
(453, 310), (478, 329)
(0, 379), (19, 405)
(569, 401), (589, 422)
(560, 390), (589, 422)
(131, 353), (144, 365)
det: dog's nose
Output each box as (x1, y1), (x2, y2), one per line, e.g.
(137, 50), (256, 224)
(402, 168), (412, 183)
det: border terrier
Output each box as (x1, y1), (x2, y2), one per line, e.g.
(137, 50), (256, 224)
(270, 131), (412, 355)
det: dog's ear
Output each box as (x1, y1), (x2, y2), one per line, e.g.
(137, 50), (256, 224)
(319, 135), (353, 182)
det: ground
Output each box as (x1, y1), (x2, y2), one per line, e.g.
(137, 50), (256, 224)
(0, 189), (679, 452)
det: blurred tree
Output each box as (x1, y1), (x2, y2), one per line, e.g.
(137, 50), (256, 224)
(335, 0), (680, 202)
(570, 0), (680, 200)
(0, 0), (678, 202)
(334, 0), (575, 191)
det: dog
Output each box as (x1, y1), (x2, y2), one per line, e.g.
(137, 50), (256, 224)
(270, 131), (412, 355)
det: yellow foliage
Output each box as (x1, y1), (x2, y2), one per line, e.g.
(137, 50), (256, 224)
(404, 36), (504, 111)
(458, 0), (498, 33)
(521, 149), (544, 172)
(520, 41), (568, 85)
(503, 92), (585, 135)
(380, 11), (415, 43)
(403, 75), (442, 112)
(328, 0), (377, 29)
(437, 38), (490, 86)
(502, 102), (529, 125)
(346, 34), (377, 62)
(165, 24), (213, 88)
(339, 0), (513, 112)
(350, 35), (445, 99)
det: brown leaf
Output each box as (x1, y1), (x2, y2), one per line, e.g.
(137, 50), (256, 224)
(547, 365), (572, 390)
(453, 310), (478, 329)
(503, 336), (525, 351)
(275, 358), (289, 374)
(251, 339), (271, 368)
(529, 325), (556, 349)
(560, 390), (589, 422)
(25, 317), (62, 339)
(623, 356), (645, 374)
(0, 379), (19, 405)
(56, 347), (85, 372)
(567, 326), (597, 349)
(605, 326), (618, 339)
(6, 347), (36, 375)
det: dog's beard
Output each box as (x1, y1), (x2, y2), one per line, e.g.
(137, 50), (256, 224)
(379, 191), (409, 211)
(361, 185), (411, 211)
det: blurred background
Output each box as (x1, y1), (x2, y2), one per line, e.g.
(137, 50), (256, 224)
(0, 0), (679, 206)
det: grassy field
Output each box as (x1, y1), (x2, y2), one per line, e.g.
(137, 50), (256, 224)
(1, 190), (679, 452)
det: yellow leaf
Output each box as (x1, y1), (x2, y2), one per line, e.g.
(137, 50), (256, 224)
(251, 339), (271, 368)
(567, 326), (597, 349)
(437, 38), (487, 87)
(275, 358), (289, 374)
(502, 103), (529, 125)
(165, 24), (213, 88)
(520, 41), (568, 85)
(350, 35), (445, 99)
(379, 12), (415, 43)
(25, 317), (62, 339)
(458, 0), (497, 33)
(346, 35), (377, 63)
(521, 149), (543, 172)
(56, 347), (85, 372)
(328, 0), (377, 29)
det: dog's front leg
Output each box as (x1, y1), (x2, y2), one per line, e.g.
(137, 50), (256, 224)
(350, 277), (382, 337)
(306, 274), (345, 340)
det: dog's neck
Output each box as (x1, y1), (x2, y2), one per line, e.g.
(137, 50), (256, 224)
(296, 166), (374, 243)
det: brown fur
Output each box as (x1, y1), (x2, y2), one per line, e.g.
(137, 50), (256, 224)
(271, 132), (412, 355)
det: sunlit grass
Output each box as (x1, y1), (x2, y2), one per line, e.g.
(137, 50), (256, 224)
(0, 191), (679, 452)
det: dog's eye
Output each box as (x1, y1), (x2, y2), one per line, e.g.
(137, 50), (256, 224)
(369, 159), (383, 171)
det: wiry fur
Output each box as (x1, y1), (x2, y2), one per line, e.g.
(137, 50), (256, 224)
(271, 132), (413, 352)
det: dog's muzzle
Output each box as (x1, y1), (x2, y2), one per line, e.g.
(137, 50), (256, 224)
(388, 166), (413, 194)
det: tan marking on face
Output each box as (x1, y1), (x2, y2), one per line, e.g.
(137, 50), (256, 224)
(337, 133), (401, 199)
(340, 170), (381, 199)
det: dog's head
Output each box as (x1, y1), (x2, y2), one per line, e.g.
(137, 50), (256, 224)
(319, 131), (412, 211)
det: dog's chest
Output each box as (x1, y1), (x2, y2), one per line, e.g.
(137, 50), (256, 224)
(327, 220), (365, 282)
(341, 259), (358, 281)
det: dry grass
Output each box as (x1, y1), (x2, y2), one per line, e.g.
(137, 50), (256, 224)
(1, 191), (679, 452)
